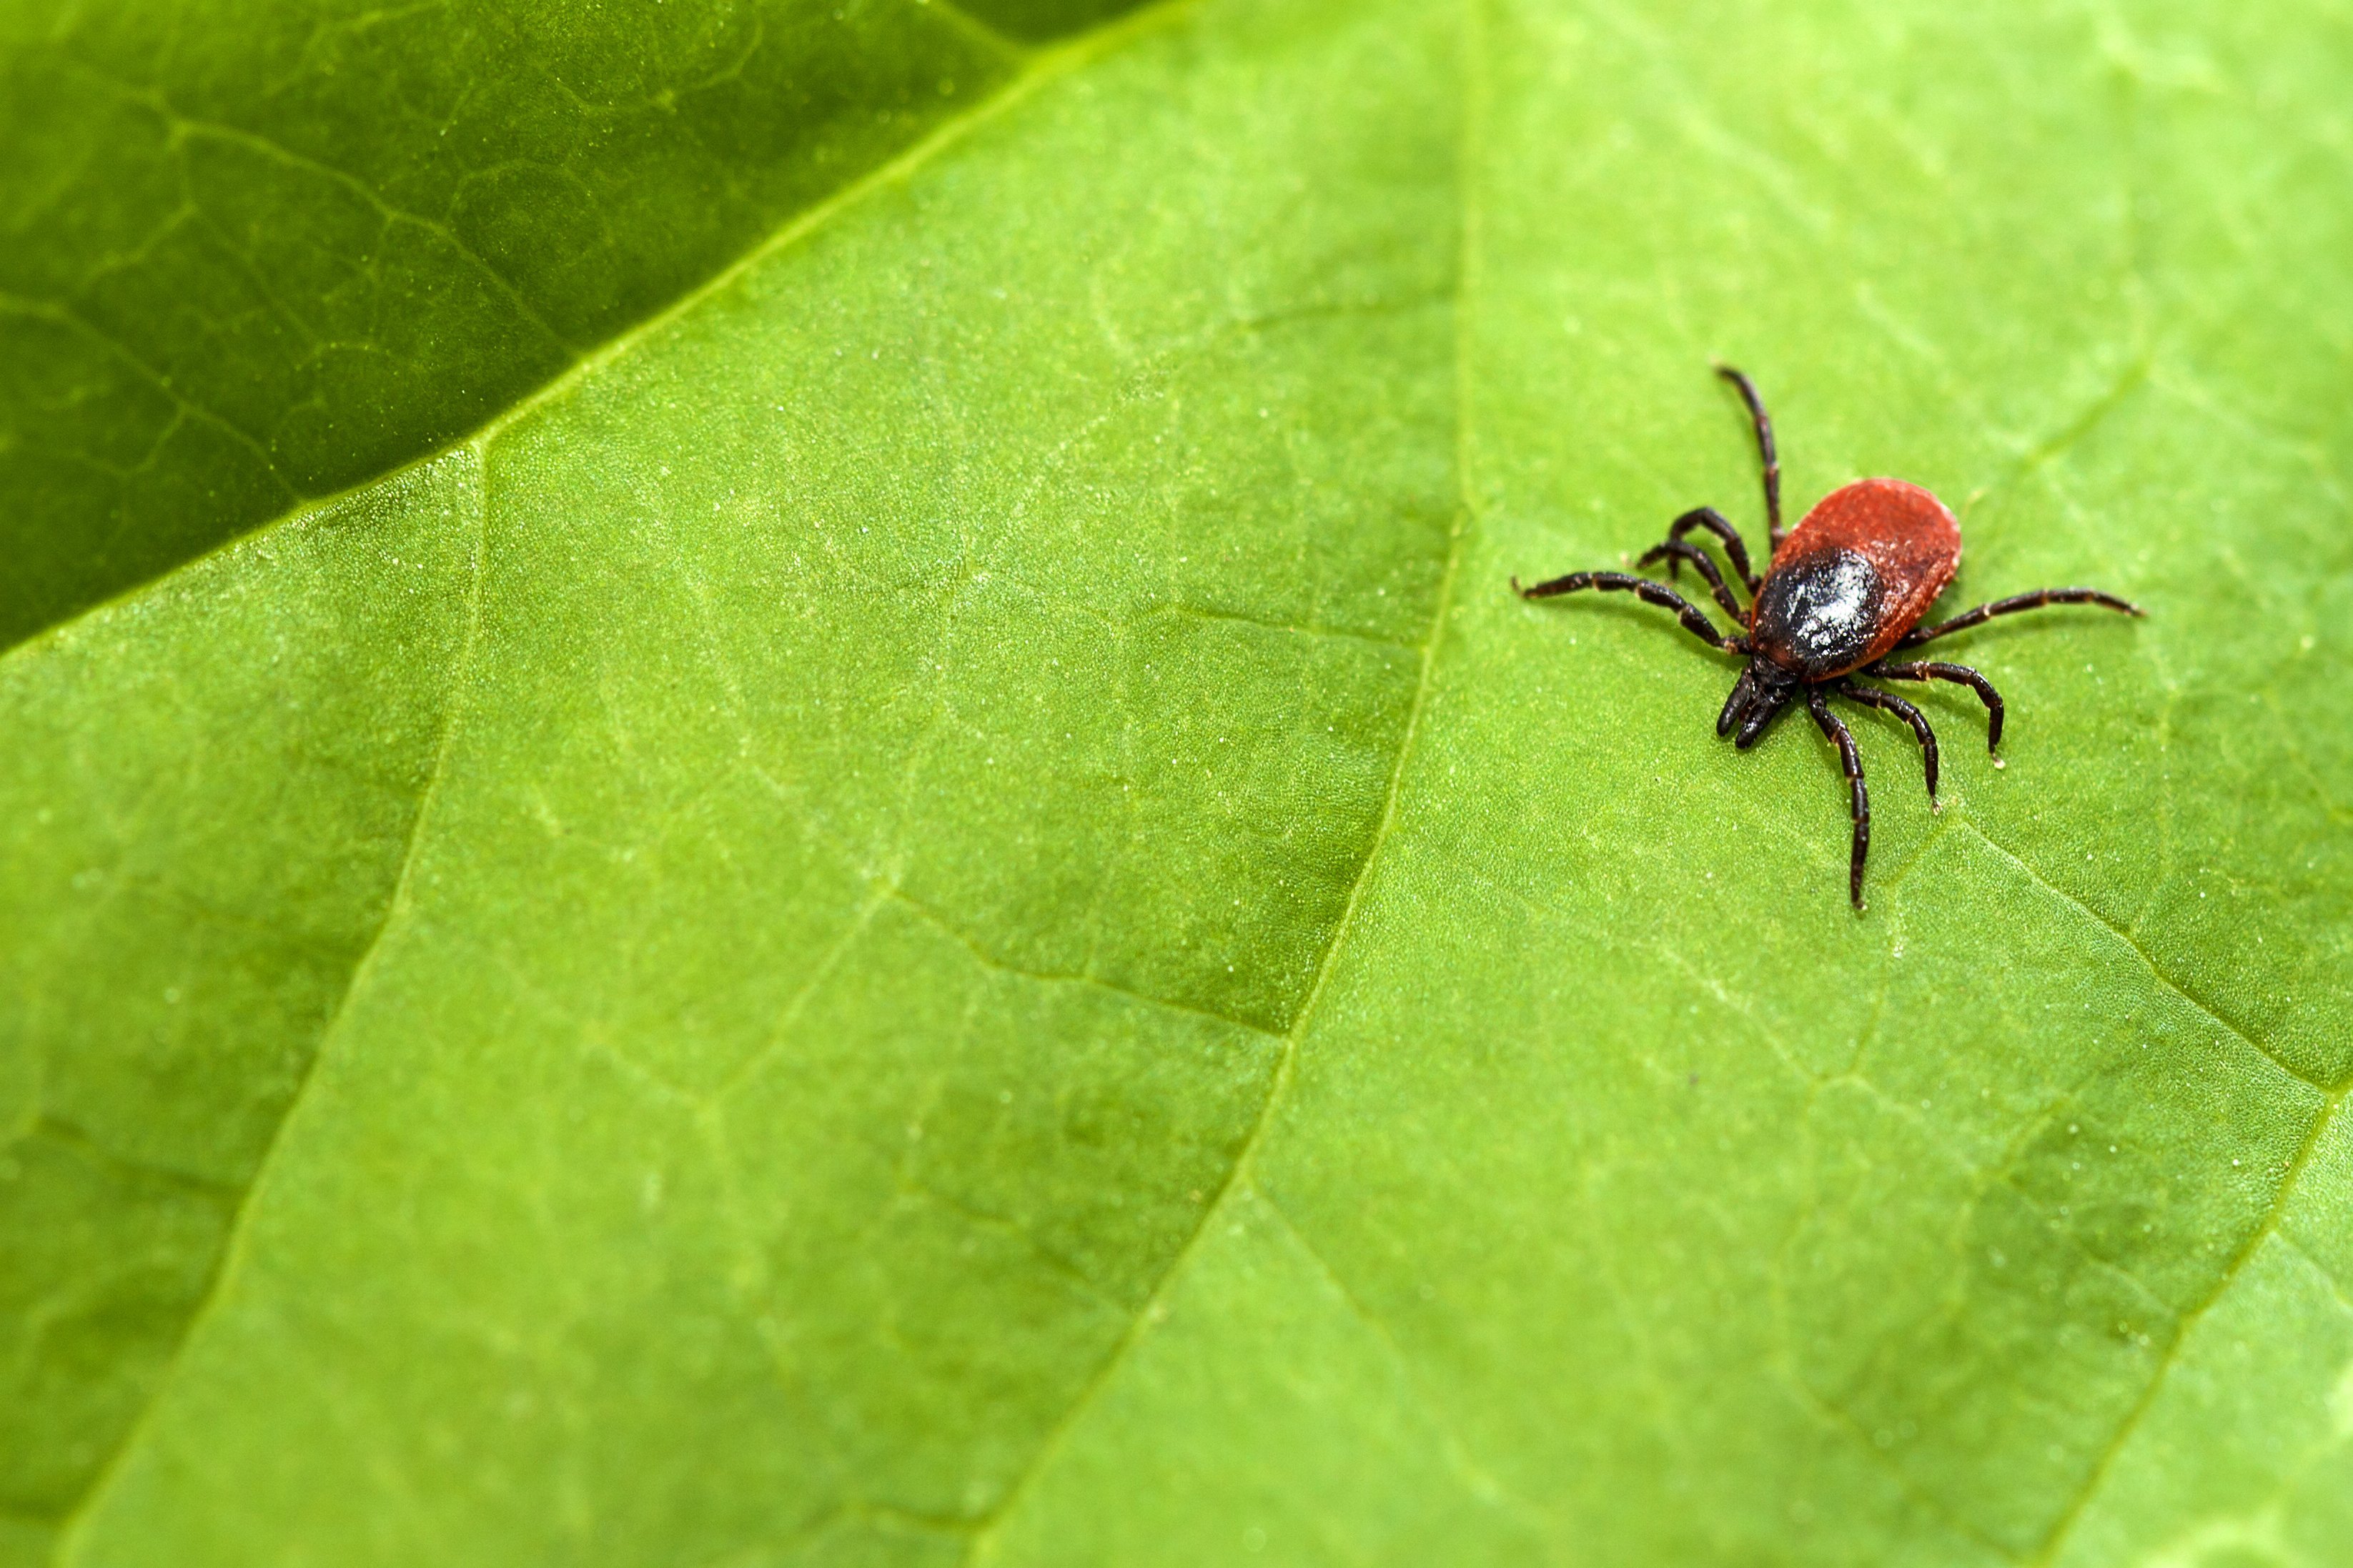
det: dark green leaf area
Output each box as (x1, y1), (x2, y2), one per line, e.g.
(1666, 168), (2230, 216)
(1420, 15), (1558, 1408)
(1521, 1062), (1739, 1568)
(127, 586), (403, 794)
(0, 0), (1149, 650)
(959, 0), (1153, 43)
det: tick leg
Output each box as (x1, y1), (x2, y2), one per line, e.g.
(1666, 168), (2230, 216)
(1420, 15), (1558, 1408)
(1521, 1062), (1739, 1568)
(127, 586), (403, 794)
(1715, 365), (1783, 551)
(1805, 687), (1871, 909)
(1635, 540), (1747, 621)
(1898, 588), (2144, 647)
(1664, 506), (1759, 594)
(1839, 682), (1939, 802)
(1868, 660), (2006, 753)
(1511, 570), (1743, 652)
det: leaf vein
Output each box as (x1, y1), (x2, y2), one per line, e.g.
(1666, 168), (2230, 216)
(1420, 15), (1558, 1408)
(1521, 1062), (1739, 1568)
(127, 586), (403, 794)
(960, 4), (1487, 1549)
(1959, 822), (2328, 1091)
(0, 291), (295, 494)
(63, 60), (580, 357)
(12, 0), (1179, 666)
(2028, 1089), (2345, 1564)
(1258, 1191), (1552, 1530)
(881, 885), (1285, 1043)
(2274, 1233), (2353, 1325)
(45, 450), (491, 1562)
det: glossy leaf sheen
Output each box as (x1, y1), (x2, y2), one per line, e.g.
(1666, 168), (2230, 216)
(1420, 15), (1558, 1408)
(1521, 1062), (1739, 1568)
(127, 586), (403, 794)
(4, 0), (2350, 1564)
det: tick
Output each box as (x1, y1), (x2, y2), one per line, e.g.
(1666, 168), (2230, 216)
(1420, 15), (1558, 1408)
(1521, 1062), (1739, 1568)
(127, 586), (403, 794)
(1512, 366), (2143, 909)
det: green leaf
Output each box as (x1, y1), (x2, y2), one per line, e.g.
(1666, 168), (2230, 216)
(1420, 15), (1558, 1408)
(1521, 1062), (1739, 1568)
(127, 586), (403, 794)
(4, 0), (2349, 1563)
(0, 0), (1143, 650)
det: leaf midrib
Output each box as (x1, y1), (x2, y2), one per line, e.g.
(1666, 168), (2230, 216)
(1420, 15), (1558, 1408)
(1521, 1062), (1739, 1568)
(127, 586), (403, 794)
(0, 1), (1168, 678)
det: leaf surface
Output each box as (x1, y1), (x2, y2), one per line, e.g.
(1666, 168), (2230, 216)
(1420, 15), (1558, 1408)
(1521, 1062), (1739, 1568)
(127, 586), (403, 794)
(4, 0), (2350, 1564)
(0, 0), (1141, 649)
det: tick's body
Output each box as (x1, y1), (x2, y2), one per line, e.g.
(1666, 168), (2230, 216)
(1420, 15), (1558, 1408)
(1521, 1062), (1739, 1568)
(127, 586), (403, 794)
(1514, 368), (2141, 908)
(1748, 479), (1958, 679)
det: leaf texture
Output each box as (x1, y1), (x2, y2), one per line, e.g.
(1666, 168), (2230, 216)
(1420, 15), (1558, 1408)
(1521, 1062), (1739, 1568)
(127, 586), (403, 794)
(2, 0), (2349, 1564)
(0, 0), (1139, 649)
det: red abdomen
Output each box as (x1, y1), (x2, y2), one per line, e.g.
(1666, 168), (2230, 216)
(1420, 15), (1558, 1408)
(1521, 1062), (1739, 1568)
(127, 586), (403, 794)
(1749, 478), (1961, 680)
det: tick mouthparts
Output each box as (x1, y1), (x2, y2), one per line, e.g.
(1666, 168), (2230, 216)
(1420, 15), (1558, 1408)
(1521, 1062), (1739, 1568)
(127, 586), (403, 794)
(1717, 667), (1758, 738)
